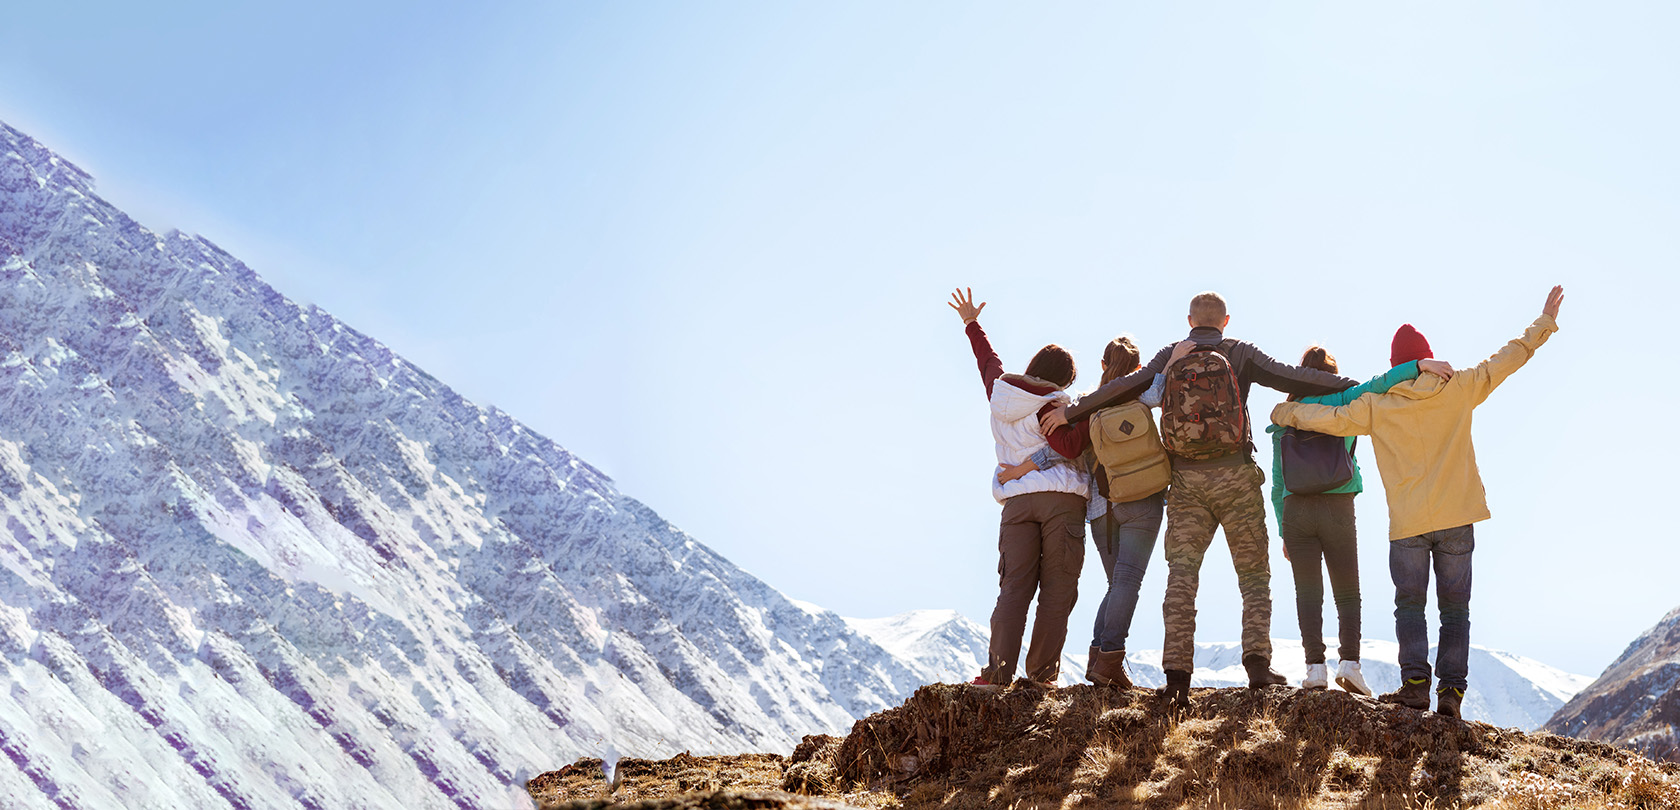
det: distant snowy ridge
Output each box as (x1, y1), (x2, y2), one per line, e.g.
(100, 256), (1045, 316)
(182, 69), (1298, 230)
(1118, 639), (1589, 731)
(841, 609), (1588, 732)
(842, 609), (1082, 687)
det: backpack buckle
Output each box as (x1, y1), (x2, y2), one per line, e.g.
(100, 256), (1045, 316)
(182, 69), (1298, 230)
(1186, 413), (1201, 423)
(1186, 371), (1199, 382)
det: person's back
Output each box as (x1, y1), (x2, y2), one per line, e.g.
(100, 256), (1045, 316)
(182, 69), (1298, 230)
(948, 287), (1090, 688)
(1270, 285), (1565, 719)
(1043, 291), (1361, 705)
(1274, 299), (1561, 541)
(989, 373), (1087, 502)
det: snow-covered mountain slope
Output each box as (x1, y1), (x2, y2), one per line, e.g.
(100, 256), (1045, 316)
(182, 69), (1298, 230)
(0, 120), (949, 808)
(1545, 605), (1680, 763)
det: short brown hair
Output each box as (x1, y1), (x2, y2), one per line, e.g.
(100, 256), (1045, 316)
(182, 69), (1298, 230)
(1189, 292), (1228, 327)
(1025, 344), (1077, 389)
(1289, 346), (1339, 401)
(1299, 345), (1339, 375)
(1101, 336), (1140, 385)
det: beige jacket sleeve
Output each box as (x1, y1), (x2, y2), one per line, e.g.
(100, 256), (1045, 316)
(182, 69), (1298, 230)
(1463, 314), (1560, 406)
(1269, 396), (1376, 438)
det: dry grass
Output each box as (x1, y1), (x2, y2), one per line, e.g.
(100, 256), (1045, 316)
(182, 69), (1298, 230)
(528, 683), (1680, 810)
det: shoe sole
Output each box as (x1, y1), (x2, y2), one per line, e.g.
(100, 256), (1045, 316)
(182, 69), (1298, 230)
(1379, 699), (1430, 711)
(1090, 678), (1133, 689)
(1335, 676), (1373, 697)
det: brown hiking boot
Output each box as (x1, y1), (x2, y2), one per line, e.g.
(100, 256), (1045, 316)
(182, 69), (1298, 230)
(1379, 678), (1431, 710)
(1243, 655), (1288, 688)
(1087, 648), (1132, 689)
(1436, 687), (1465, 719)
(1160, 669), (1191, 708)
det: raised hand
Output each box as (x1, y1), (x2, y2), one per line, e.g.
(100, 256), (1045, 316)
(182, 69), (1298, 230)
(948, 287), (986, 325)
(1543, 285), (1565, 321)
(1419, 359), (1455, 380)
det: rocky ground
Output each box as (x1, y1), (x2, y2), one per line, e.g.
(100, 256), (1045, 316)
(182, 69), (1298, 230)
(529, 682), (1680, 810)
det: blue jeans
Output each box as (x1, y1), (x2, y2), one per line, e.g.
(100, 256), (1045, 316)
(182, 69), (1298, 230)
(1390, 525), (1474, 691)
(1089, 493), (1165, 652)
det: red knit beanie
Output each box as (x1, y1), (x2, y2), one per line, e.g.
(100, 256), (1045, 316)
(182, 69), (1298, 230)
(1391, 324), (1433, 367)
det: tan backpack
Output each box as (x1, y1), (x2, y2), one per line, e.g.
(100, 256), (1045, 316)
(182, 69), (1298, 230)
(1089, 400), (1171, 502)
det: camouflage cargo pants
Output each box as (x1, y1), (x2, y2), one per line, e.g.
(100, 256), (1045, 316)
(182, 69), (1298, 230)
(1160, 461), (1273, 672)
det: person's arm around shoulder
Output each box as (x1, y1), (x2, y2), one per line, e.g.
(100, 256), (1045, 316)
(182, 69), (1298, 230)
(1236, 341), (1360, 398)
(999, 445), (1067, 484)
(1045, 340), (1191, 431)
(949, 287), (1002, 397)
(1271, 392), (1378, 438)
(1461, 285), (1564, 406)
(1297, 359), (1454, 407)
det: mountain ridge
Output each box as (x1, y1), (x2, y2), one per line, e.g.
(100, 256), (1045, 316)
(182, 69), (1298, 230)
(1544, 604), (1680, 763)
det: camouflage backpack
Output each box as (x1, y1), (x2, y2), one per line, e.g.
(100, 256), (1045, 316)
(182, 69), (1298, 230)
(1160, 340), (1249, 461)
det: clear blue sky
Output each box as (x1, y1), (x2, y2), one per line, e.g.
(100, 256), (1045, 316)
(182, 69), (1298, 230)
(3, 2), (1674, 679)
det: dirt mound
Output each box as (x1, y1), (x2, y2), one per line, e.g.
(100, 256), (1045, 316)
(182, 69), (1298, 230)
(526, 752), (795, 807)
(533, 789), (860, 810)
(529, 683), (1680, 809)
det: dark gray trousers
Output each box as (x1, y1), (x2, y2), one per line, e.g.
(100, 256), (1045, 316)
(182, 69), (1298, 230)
(1281, 493), (1361, 664)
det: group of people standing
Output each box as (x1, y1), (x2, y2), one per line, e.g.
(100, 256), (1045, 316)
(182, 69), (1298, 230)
(951, 285), (1564, 718)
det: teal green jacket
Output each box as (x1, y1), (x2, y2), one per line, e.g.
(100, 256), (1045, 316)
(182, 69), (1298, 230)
(1266, 361), (1421, 533)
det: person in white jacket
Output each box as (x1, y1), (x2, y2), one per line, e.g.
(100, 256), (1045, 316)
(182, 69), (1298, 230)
(950, 288), (1090, 687)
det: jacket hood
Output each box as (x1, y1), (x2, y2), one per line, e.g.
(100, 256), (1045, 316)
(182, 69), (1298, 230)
(991, 374), (1068, 421)
(1386, 373), (1448, 401)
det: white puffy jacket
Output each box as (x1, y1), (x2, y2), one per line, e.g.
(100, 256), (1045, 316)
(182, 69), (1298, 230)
(989, 374), (1090, 504)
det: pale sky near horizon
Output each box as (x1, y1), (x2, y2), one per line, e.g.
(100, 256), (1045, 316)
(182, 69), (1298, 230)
(2, 2), (1675, 680)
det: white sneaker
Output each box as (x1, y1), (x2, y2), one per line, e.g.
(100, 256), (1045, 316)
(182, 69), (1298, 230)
(1336, 659), (1373, 696)
(1302, 663), (1328, 690)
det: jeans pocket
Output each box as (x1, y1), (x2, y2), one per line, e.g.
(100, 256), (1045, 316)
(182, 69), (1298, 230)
(1395, 534), (1432, 550)
(1437, 525), (1476, 556)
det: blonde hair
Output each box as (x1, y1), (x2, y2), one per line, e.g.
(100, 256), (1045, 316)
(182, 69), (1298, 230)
(1189, 292), (1228, 327)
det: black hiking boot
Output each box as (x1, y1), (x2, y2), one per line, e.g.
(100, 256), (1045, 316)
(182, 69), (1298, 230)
(1160, 669), (1191, 708)
(1088, 648), (1132, 689)
(1436, 686), (1465, 719)
(1379, 678), (1432, 710)
(1243, 655), (1288, 688)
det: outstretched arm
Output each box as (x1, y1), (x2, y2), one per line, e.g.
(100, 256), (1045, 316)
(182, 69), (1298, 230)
(1042, 341), (1189, 431)
(1297, 359), (1437, 407)
(950, 288), (1004, 397)
(1462, 285), (1564, 406)
(1241, 343), (1360, 397)
(1271, 396), (1376, 437)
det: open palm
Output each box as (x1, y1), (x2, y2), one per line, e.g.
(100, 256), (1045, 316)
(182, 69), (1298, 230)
(948, 287), (986, 324)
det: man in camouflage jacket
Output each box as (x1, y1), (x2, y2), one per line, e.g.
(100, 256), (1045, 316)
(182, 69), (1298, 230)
(1042, 292), (1356, 705)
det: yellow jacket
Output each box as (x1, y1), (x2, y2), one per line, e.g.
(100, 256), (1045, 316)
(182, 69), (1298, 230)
(1270, 314), (1559, 541)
